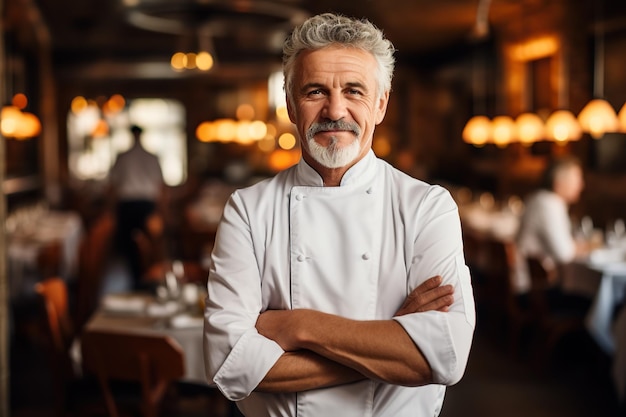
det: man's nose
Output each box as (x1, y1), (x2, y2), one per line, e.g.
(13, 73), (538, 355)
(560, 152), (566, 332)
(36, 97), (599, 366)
(322, 93), (348, 121)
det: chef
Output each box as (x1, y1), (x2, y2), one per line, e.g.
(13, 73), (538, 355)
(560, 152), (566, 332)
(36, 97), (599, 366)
(203, 12), (475, 417)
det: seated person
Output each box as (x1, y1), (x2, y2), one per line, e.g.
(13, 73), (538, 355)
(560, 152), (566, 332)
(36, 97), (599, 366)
(513, 156), (591, 312)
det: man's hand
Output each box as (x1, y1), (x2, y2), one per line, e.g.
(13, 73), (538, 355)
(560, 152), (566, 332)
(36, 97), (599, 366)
(256, 275), (453, 350)
(256, 309), (304, 351)
(394, 275), (453, 317)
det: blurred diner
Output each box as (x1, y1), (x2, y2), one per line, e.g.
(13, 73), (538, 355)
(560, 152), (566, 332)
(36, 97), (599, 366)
(513, 156), (592, 307)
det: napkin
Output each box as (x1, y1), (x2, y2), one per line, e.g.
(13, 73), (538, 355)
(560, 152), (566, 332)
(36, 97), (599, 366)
(102, 294), (146, 314)
(146, 300), (179, 317)
(169, 313), (204, 329)
(589, 248), (625, 265)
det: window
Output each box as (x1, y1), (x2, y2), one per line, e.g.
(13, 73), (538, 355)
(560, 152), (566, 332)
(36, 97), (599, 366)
(67, 98), (187, 186)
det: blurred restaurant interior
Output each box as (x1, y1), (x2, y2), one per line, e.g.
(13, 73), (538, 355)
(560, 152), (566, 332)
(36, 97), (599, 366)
(3, 0), (626, 415)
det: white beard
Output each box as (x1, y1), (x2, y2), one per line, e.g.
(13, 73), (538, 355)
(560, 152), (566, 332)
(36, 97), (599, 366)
(306, 135), (361, 169)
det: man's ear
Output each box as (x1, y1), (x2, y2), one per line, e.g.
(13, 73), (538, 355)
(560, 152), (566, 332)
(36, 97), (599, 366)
(286, 96), (296, 124)
(375, 90), (390, 125)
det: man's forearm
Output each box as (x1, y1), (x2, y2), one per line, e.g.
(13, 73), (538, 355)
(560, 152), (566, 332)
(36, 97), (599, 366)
(256, 350), (365, 393)
(255, 276), (451, 389)
(298, 311), (432, 386)
(257, 310), (433, 387)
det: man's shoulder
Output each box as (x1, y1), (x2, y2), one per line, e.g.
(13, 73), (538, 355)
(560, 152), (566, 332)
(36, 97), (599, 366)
(380, 160), (445, 197)
(232, 167), (295, 200)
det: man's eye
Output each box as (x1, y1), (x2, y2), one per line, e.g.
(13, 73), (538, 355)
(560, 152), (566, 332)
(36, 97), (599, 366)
(307, 89), (323, 96)
(348, 89), (362, 95)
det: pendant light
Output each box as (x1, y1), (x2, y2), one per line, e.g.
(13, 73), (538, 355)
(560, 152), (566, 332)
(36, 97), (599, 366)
(577, 0), (617, 139)
(515, 112), (544, 145)
(462, 115), (491, 146)
(545, 110), (581, 144)
(462, 0), (493, 147)
(617, 102), (626, 133)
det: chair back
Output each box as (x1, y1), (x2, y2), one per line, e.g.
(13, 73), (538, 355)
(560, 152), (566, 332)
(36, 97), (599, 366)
(75, 211), (116, 329)
(81, 330), (185, 417)
(34, 277), (77, 417)
(526, 255), (558, 315)
(35, 277), (74, 352)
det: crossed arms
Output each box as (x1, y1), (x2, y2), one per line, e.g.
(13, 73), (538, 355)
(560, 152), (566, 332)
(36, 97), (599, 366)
(254, 275), (454, 393)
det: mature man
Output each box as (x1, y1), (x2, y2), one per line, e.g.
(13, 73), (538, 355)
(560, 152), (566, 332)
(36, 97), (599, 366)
(203, 13), (475, 417)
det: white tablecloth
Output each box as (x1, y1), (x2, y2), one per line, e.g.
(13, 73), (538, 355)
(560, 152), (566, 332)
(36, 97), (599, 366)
(83, 292), (207, 384)
(582, 257), (626, 354)
(7, 210), (83, 298)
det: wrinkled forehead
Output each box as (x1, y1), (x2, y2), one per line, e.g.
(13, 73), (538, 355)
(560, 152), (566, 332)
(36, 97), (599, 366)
(293, 46), (379, 88)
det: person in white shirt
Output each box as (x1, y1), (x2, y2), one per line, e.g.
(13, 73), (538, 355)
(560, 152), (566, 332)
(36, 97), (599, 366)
(108, 124), (164, 288)
(514, 156), (589, 293)
(203, 13), (475, 417)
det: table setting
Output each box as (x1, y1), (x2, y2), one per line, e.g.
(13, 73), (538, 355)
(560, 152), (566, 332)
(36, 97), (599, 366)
(6, 205), (83, 298)
(85, 267), (208, 383)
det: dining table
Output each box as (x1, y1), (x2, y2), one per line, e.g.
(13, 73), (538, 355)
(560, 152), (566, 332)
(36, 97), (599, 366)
(561, 242), (626, 403)
(6, 208), (84, 299)
(560, 244), (626, 354)
(83, 286), (208, 384)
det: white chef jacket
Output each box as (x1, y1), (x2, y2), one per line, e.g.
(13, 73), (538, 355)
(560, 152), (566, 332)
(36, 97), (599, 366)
(203, 150), (475, 417)
(513, 189), (576, 293)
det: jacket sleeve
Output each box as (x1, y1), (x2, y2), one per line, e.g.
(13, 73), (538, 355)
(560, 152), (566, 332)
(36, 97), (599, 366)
(393, 185), (475, 385)
(203, 191), (284, 401)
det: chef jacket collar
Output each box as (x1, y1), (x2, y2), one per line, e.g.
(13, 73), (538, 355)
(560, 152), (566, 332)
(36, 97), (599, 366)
(295, 149), (377, 187)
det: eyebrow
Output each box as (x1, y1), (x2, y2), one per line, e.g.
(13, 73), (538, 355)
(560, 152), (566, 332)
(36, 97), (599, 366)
(299, 81), (369, 93)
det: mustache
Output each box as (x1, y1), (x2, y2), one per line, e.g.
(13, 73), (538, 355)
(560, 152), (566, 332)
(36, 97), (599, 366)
(307, 120), (361, 138)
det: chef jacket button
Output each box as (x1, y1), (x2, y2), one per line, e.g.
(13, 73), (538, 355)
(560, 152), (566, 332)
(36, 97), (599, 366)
(296, 194), (304, 201)
(366, 188), (373, 194)
(362, 253), (370, 260)
(297, 255), (305, 262)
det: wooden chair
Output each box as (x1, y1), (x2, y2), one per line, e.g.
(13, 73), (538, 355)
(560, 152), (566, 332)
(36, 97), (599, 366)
(467, 234), (537, 356)
(81, 330), (186, 417)
(75, 210), (116, 329)
(34, 277), (76, 417)
(526, 255), (588, 367)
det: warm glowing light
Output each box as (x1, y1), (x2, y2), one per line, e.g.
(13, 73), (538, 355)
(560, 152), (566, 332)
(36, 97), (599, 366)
(372, 136), (391, 157)
(268, 149), (298, 172)
(577, 98), (618, 139)
(236, 121), (254, 144)
(276, 106), (290, 123)
(171, 52), (187, 70)
(1, 106), (22, 137)
(71, 96), (88, 114)
(14, 112), (41, 139)
(12, 93), (28, 110)
(196, 121), (216, 142)
(236, 104), (255, 121)
(257, 137), (276, 152)
(515, 112), (545, 145)
(462, 115), (491, 146)
(545, 110), (582, 143)
(1, 106), (41, 139)
(196, 52), (214, 71)
(510, 36), (558, 61)
(185, 53), (197, 69)
(278, 132), (296, 149)
(106, 94), (126, 114)
(92, 119), (109, 137)
(215, 118), (237, 142)
(265, 123), (277, 138)
(618, 102), (626, 133)
(491, 115), (515, 147)
(249, 120), (268, 140)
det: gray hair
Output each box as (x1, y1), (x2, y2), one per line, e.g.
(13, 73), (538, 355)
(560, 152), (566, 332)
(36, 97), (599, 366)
(282, 13), (396, 104)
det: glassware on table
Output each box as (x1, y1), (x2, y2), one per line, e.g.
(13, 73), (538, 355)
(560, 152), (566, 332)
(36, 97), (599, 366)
(606, 218), (626, 248)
